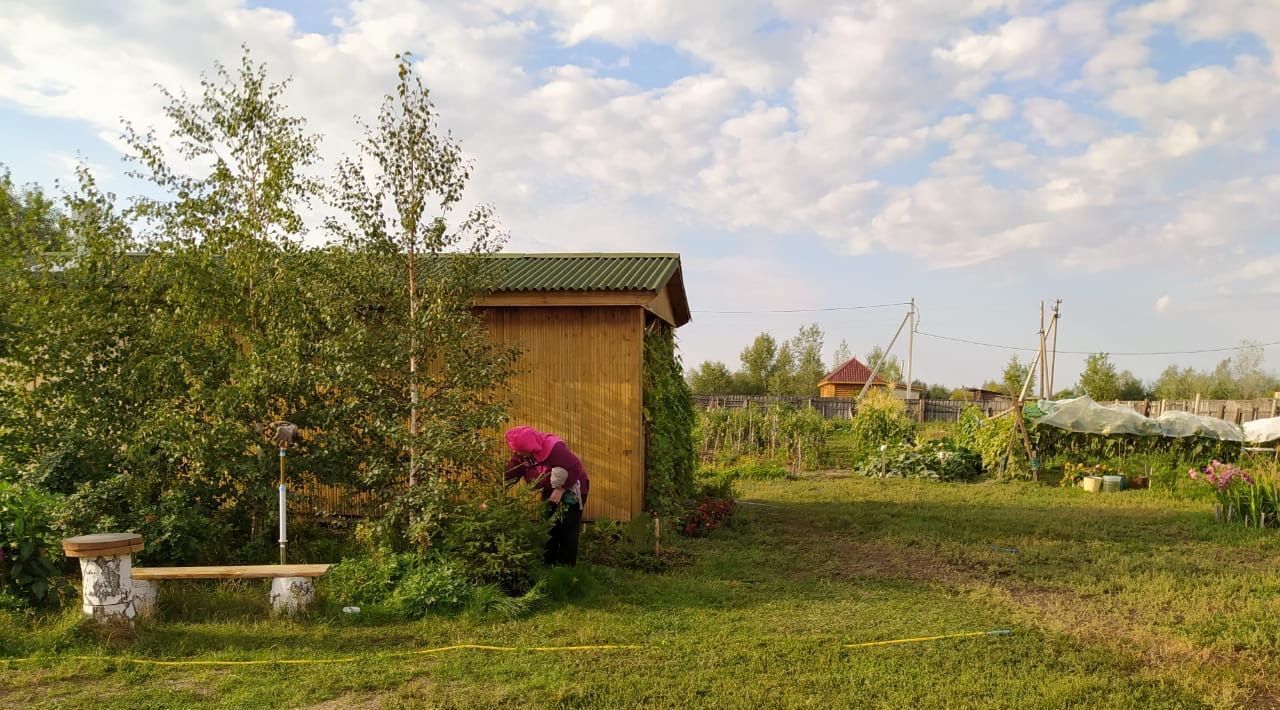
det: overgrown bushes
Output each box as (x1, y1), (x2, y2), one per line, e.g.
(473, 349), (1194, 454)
(0, 481), (64, 608)
(856, 439), (982, 482)
(644, 328), (697, 516)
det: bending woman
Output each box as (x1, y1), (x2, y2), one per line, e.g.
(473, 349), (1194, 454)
(504, 426), (591, 566)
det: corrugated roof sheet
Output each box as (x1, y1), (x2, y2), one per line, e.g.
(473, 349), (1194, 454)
(486, 253), (681, 292)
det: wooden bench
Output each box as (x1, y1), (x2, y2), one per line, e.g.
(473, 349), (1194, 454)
(132, 564), (332, 615)
(63, 533), (332, 621)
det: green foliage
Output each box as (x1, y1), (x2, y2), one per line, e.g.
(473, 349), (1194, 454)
(962, 413), (1030, 479)
(0, 52), (514, 565)
(0, 482), (64, 607)
(1029, 426), (1243, 467)
(1077, 353), (1148, 400)
(687, 324), (828, 396)
(392, 559), (473, 618)
(644, 328), (697, 517)
(319, 552), (416, 607)
(437, 496), (546, 594)
(865, 345), (902, 386)
(537, 565), (601, 603)
(856, 439), (981, 482)
(687, 361), (739, 395)
(847, 389), (915, 464)
(1152, 343), (1277, 400)
(1188, 461), (1280, 528)
(581, 517), (665, 572)
(698, 459), (792, 481)
(695, 405), (826, 470)
(1000, 355), (1029, 398)
(465, 582), (546, 621)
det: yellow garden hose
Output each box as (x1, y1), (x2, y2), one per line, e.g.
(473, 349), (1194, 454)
(3, 632), (1010, 667)
(844, 629), (1012, 649)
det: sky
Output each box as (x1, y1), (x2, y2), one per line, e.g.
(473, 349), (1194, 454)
(1, 0), (1278, 390)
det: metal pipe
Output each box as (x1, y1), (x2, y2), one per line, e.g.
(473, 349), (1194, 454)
(278, 449), (287, 565)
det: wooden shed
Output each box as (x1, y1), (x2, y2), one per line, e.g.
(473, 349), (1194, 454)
(475, 253), (691, 522)
(818, 357), (923, 398)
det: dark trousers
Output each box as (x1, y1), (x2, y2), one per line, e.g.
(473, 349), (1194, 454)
(545, 494), (586, 566)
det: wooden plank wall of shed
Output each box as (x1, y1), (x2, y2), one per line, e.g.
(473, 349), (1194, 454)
(481, 305), (645, 522)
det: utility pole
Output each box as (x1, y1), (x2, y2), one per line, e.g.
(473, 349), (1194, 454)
(1049, 299), (1061, 397)
(906, 298), (915, 401)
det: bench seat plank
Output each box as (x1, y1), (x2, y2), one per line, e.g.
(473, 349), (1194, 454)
(133, 564), (331, 580)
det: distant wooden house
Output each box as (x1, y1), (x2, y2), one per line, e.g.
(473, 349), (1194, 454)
(818, 357), (923, 398)
(961, 387), (1011, 403)
(475, 253), (691, 522)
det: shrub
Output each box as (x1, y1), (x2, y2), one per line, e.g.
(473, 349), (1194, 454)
(856, 439), (981, 482)
(679, 497), (734, 537)
(437, 494), (545, 594)
(0, 482), (64, 607)
(582, 517), (666, 572)
(848, 390), (915, 464)
(392, 559), (473, 618)
(319, 553), (415, 607)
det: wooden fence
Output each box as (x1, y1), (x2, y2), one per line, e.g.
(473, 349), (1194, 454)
(693, 394), (1280, 424)
(692, 395), (1013, 422)
(1100, 398), (1280, 425)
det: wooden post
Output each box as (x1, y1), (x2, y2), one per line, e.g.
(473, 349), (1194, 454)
(1039, 301), (1047, 399)
(653, 517), (662, 556)
(1193, 393), (1201, 415)
(1271, 394), (1278, 418)
(1160, 399), (1166, 416)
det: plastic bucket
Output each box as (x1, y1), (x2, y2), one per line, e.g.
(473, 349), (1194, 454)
(1081, 476), (1103, 493)
(1102, 475), (1123, 493)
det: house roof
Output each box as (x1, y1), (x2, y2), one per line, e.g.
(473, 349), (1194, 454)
(476, 253), (691, 327)
(485, 253), (681, 292)
(819, 357), (888, 386)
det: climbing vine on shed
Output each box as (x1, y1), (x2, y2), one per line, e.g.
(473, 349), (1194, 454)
(643, 327), (696, 517)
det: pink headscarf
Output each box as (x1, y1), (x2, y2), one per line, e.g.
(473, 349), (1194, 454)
(505, 426), (563, 463)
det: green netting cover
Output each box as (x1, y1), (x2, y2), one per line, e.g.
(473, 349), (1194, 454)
(1029, 396), (1244, 441)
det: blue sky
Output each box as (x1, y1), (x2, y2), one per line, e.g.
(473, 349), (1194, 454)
(2, 0), (1278, 390)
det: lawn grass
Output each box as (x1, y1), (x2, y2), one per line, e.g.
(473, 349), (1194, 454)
(4, 476), (1280, 708)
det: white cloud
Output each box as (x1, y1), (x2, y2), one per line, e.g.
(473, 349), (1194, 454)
(0, 0), (1275, 299)
(1155, 294), (1171, 312)
(978, 94), (1014, 121)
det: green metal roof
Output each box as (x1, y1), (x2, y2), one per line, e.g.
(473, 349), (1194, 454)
(486, 253), (682, 292)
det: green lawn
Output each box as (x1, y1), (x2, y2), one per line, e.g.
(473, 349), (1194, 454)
(5, 476), (1280, 708)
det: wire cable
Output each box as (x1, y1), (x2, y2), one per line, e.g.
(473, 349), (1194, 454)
(916, 331), (1280, 357)
(695, 301), (911, 315)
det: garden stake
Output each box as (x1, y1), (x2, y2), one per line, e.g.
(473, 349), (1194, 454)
(845, 629), (1012, 649)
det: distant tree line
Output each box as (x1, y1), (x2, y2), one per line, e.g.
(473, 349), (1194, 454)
(971, 346), (1278, 402)
(686, 325), (951, 398)
(688, 325), (1278, 403)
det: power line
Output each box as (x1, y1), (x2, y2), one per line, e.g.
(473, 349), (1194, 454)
(916, 330), (1280, 357)
(695, 301), (911, 315)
